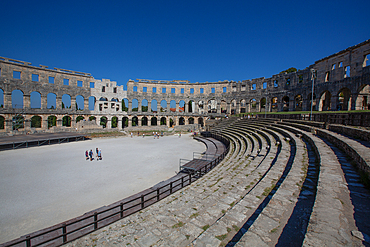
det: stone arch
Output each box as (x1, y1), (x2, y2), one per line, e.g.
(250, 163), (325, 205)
(160, 117), (166, 126)
(260, 97), (266, 112)
(151, 99), (157, 112)
(188, 100), (194, 113)
(30, 91), (41, 109)
(250, 99), (257, 112)
(198, 100), (204, 114)
(221, 100), (227, 114)
(179, 100), (185, 112)
(307, 93), (317, 111)
(0, 115), (4, 129)
(141, 99), (148, 112)
(122, 98), (129, 112)
(282, 96), (289, 112)
(89, 96), (96, 111)
(100, 116), (107, 128)
(12, 89), (24, 108)
(31, 115), (42, 128)
(240, 99), (246, 113)
(337, 88), (351, 111)
(271, 97), (278, 112)
(132, 116), (138, 126)
(122, 117), (128, 128)
(170, 100), (176, 112)
(188, 117), (194, 124)
(231, 99), (237, 114)
(89, 116), (96, 121)
(47, 115), (57, 128)
(0, 88), (3, 108)
(141, 116), (148, 126)
(76, 95), (84, 110)
(151, 117), (157, 126)
(111, 116), (118, 128)
(294, 94), (303, 111)
(76, 116), (84, 123)
(62, 94), (71, 109)
(160, 100), (167, 112)
(208, 99), (217, 113)
(62, 115), (72, 127)
(179, 117), (185, 125)
(198, 117), (204, 127)
(132, 99), (138, 111)
(47, 93), (57, 109)
(111, 98), (119, 102)
(12, 115), (24, 130)
(319, 91), (331, 111)
(356, 84), (370, 110)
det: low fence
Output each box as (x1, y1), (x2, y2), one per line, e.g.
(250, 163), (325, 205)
(1, 134), (230, 247)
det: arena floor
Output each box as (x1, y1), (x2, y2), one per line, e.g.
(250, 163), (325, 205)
(0, 133), (205, 244)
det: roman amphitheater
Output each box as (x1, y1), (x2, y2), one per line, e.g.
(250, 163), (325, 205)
(0, 40), (370, 247)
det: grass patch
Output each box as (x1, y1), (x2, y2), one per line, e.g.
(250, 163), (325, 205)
(172, 221), (184, 228)
(186, 235), (190, 240)
(215, 234), (227, 241)
(202, 224), (210, 231)
(190, 212), (199, 219)
(270, 228), (278, 233)
(232, 225), (239, 231)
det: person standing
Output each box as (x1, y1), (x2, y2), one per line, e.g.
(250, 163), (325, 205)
(131, 132), (133, 138)
(85, 150), (89, 160)
(98, 149), (102, 160)
(89, 150), (93, 161)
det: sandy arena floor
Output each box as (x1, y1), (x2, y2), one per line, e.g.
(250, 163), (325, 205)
(0, 133), (205, 244)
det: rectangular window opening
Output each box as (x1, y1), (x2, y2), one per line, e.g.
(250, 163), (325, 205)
(263, 82), (267, 89)
(338, 62), (343, 68)
(232, 86), (236, 92)
(241, 85), (246, 91)
(49, 76), (55, 84)
(152, 87), (157, 93)
(133, 86), (137, 92)
(113, 87), (117, 93)
(13, 71), (21, 79)
(181, 88), (184, 94)
(286, 78), (290, 85)
(77, 80), (83, 87)
(102, 86), (106, 92)
(171, 88), (175, 94)
(32, 74), (39, 82)
(325, 71), (330, 82)
(190, 88), (194, 94)
(143, 87), (147, 93)
(363, 54), (370, 67)
(251, 84), (256, 90)
(211, 88), (215, 93)
(332, 64), (336, 70)
(63, 78), (69, 85)
(90, 82), (94, 88)
(298, 75), (303, 83)
(162, 87), (166, 93)
(345, 66), (350, 78)
(200, 88), (204, 94)
(223, 87), (227, 93)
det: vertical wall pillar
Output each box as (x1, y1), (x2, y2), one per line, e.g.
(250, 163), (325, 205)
(24, 94), (30, 109)
(4, 93), (12, 108)
(128, 101), (132, 113)
(138, 101), (142, 113)
(84, 99), (89, 110)
(71, 98), (76, 111)
(56, 96), (62, 110)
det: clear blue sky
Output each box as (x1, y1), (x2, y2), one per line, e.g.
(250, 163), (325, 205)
(1, 0), (369, 89)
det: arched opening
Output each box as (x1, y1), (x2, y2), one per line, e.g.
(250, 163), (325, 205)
(151, 99), (157, 112)
(12, 115), (24, 130)
(282, 96), (289, 111)
(271, 97), (278, 112)
(47, 115), (56, 128)
(76, 95), (84, 110)
(89, 116), (96, 121)
(62, 116), (72, 127)
(221, 100), (227, 114)
(179, 117), (185, 125)
(100, 116), (107, 128)
(356, 85), (370, 110)
(89, 96), (96, 111)
(231, 99), (237, 114)
(76, 116), (84, 123)
(294, 95), (302, 111)
(111, 98), (119, 102)
(169, 118), (174, 127)
(111, 116), (118, 128)
(141, 117), (148, 126)
(198, 117), (204, 127)
(12, 90), (23, 108)
(160, 100), (167, 112)
(160, 117), (166, 125)
(62, 94), (71, 109)
(0, 89), (3, 108)
(240, 99), (246, 113)
(122, 98), (129, 112)
(208, 99), (217, 113)
(188, 100), (194, 113)
(188, 117), (194, 124)
(98, 97), (108, 111)
(170, 100), (176, 112)
(31, 115), (42, 128)
(179, 100), (185, 112)
(260, 98), (266, 112)
(141, 99), (148, 112)
(132, 116), (138, 127)
(132, 99), (138, 112)
(47, 93), (57, 109)
(0, 115), (4, 129)
(308, 93), (317, 111)
(198, 100), (204, 114)
(337, 88), (351, 111)
(319, 91), (331, 111)
(151, 117), (157, 126)
(122, 117), (128, 128)
(250, 99), (257, 112)
(30, 91), (41, 108)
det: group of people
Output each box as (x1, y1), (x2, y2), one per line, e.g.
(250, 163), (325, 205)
(130, 132), (164, 138)
(85, 148), (102, 161)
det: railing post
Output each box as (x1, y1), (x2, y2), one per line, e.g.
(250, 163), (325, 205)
(62, 223), (67, 243)
(157, 188), (160, 201)
(94, 212), (98, 229)
(189, 173), (192, 184)
(170, 182), (173, 194)
(181, 177), (184, 188)
(120, 203), (124, 218)
(26, 235), (31, 247)
(141, 195), (144, 209)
